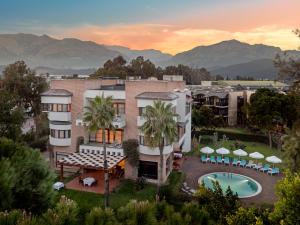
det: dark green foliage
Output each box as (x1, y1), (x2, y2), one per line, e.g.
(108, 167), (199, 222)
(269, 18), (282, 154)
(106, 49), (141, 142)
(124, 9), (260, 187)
(181, 202), (210, 225)
(91, 56), (212, 83)
(135, 177), (146, 191)
(192, 106), (226, 131)
(0, 138), (55, 214)
(194, 129), (275, 147)
(0, 90), (25, 140)
(195, 181), (239, 224)
(282, 121), (300, 172)
(269, 171), (300, 225)
(226, 207), (264, 225)
(122, 139), (139, 168)
(85, 207), (120, 225)
(42, 196), (79, 225)
(116, 200), (156, 225)
(246, 88), (300, 147)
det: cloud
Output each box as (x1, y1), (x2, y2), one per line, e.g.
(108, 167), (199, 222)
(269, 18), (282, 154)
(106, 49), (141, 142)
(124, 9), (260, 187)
(55, 23), (299, 54)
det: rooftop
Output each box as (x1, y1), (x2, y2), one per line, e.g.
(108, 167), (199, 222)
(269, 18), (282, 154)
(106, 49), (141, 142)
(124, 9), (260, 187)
(41, 89), (73, 97)
(135, 92), (178, 100)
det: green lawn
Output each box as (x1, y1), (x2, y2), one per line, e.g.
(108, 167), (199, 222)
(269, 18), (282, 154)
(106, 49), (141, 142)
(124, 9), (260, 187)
(190, 139), (283, 165)
(214, 127), (253, 135)
(56, 179), (156, 210)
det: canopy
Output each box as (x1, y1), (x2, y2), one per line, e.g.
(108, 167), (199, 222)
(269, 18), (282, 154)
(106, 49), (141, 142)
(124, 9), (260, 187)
(216, 147), (230, 155)
(233, 149), (248, 157)
(200, 146), (214, 154)
(266, 156), (282, 164)
(58, 152), (125, 170)
(249, 152), (264, 159)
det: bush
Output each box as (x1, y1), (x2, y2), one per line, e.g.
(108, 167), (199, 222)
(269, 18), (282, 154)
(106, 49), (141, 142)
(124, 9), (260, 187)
(193, 130), (277, 147)
(135, 177), (146, 191)
(0, 138), (55, 214)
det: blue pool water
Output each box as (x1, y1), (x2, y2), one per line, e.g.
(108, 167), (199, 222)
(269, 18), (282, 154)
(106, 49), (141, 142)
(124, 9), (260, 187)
(198, 172), (262, 198)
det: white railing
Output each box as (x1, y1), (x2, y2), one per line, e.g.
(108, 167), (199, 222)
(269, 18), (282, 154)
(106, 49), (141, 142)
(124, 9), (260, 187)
(79, 143), (124, 156)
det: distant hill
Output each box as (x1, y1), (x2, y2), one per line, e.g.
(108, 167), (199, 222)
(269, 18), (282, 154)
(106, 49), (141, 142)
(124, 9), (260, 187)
(106, 45), (172, 64)
(0, 34), (300, 79)
(210, 59), (278, 79)
(0, 33), (171, 68)
(167, 40), (283, 69)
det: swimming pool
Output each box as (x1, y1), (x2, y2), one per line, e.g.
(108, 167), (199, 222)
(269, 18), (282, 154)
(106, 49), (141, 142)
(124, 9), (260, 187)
(198, 172), (262, 198)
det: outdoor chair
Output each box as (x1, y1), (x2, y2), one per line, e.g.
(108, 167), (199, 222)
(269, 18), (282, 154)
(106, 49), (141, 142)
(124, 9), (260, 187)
(260, 164), (270, 173)
(210, 155), (216, 164)
(245, 160), (254, 168)
(239, 160), (247, 167)
(217, 155), (223, 164)
(224, 157), (230, 165)
(232, 158), (239, 166)
(201, 155), (207, 163)
(253, 162), (263, 170)
(267, 167), (280, 176)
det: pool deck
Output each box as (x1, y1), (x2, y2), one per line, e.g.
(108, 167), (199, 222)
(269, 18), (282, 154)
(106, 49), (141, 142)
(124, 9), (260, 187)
(181, 156), (283, 205)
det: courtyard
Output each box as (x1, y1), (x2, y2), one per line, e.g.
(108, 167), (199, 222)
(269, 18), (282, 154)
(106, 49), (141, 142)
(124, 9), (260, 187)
(181, 156), (283, 205)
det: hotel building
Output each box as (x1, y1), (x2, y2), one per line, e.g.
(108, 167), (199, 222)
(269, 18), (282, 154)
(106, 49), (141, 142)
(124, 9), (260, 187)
(41, 77), (192, 183)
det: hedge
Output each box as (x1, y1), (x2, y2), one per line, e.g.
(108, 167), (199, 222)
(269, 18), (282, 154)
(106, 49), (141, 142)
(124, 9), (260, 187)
(192, 129), (277, 148)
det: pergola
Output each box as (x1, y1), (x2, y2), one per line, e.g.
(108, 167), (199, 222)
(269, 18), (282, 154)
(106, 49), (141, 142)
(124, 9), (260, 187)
(58, 152), (126, 180)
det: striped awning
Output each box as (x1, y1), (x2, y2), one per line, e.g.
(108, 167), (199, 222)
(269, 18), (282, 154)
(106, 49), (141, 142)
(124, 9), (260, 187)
(58, 152), (125, 170)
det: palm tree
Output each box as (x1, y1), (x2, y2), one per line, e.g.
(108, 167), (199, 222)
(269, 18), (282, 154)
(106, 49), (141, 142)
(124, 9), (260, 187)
(140, 100), (177, 194)
(83, 95), (115, 208)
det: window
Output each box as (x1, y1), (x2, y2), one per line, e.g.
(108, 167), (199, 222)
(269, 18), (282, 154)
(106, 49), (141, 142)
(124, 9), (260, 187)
(139, 135), (170, 146)
(139, 107), (146, 116)
(50, 129), (71, 139)
(42, 103), (71, 112)
(138, 161), (158, 180)
(185, 102), (191, 115)
(91, 129), (123, 144)
(118, 104), (125, 114)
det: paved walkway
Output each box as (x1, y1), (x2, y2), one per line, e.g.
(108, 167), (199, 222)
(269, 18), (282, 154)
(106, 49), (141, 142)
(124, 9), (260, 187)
(181, 156), (283, 205)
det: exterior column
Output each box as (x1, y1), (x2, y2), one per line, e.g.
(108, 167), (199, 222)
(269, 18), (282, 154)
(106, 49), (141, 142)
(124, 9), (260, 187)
(60, 164), (64, 181)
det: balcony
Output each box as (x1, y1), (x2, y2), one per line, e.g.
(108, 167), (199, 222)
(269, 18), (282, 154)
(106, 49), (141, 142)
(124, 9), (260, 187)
(79, 143), (124, 156)
(139, 144), (173, 156)
(137, 116), (146, 127)
(48, 112), (71, 121)
(49, 136), (71, 146)
(112, 115), (126, 129)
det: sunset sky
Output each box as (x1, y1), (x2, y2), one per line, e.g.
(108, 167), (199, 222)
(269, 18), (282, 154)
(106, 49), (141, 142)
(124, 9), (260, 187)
(1, 0), (299, 54)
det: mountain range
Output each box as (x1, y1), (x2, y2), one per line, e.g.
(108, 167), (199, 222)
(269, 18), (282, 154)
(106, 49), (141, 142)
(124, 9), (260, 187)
(0, 33), (299, 79)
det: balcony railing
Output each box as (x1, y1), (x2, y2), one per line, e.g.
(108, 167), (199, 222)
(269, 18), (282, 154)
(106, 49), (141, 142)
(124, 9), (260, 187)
(112, 115), (126, 129)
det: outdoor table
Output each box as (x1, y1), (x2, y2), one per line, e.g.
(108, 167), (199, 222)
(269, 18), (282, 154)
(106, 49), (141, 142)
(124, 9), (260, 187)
(83, 177), (96, 186)
(53, 182), (64, 190)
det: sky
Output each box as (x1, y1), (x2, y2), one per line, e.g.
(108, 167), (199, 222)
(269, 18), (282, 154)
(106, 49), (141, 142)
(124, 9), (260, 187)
(0, 0), (299, 54)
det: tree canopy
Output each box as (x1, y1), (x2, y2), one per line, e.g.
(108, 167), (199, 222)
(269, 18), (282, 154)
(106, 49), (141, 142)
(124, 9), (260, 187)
(91, 55), (213, 84)
(0, 138), (55, 214)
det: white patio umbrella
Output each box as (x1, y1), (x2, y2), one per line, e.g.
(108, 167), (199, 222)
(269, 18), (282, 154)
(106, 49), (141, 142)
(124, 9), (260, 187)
(216, 147), (230, 157)
(266, 156), (282, 167)
(249, 152), (264, 163)
(200, 147), (214, 157)
(233, 149), (248, 160)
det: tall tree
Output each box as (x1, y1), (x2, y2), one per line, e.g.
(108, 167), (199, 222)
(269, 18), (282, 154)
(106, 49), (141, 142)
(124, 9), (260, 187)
(0, 90), (25, 140)
(192, 106), (216, 131)
(140, 101), (177, 195)
(2, 61), (48, 136)
(83, 95), (115, 208)
(246, 88), (298, 148)
(281, 121), (300, 172)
